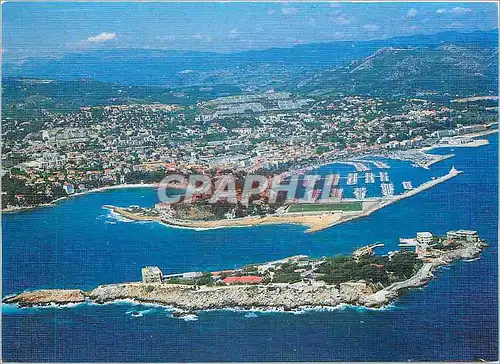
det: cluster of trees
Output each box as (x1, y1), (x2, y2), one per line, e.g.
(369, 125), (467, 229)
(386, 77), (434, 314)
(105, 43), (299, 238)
(317, 255), (389, 285)
(268, 262), (303, 284)
(125, 170), (166, 184)
(316, 251), (422, 286)
(165, 272), (214, 286)
(2, 174), (68, 209)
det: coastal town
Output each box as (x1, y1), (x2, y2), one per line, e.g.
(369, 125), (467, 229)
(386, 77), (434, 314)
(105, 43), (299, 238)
(2, 2), (499, 362)
(4, 229), (487, 314)
(2, 85), (497, 210)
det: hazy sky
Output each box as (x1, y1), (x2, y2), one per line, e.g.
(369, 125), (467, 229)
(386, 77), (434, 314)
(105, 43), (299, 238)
(2, 2), (498, 59)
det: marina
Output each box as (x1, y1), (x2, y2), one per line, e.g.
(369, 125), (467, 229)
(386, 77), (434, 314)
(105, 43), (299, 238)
(347, 173), (358, 185)
(402, 181), (413, 190)
(330, 188), (343, 200)
(379, 171), (390, 182)
(354, 187), (367, 200)
(365, 172), (375, 184)
(381, 183), (394, 197)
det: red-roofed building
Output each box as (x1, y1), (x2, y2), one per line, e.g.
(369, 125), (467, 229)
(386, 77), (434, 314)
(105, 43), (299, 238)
(222, 276), (263, 285)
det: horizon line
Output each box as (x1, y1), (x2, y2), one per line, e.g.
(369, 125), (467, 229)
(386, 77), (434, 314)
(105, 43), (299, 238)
(3, 28), (498, 61)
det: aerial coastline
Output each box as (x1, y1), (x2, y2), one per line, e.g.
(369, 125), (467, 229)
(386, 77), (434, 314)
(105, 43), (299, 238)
(2, 130), (495, 214)
(106, 167), (462, 233)
(1, 183), (159, 213)
(4, 230), (487, 313)
(2, 3), (499, 361)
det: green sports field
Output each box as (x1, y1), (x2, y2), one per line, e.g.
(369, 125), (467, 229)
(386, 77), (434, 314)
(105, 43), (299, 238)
(287, 201), (363, 213)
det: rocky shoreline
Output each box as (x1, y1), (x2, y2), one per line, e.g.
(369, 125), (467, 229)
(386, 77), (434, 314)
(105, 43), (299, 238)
(4, 235), (487, 312)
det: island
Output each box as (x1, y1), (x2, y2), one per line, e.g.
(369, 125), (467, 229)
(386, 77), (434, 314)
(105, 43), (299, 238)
(105, 167), (462, 233)
(4, 230), (487, 312)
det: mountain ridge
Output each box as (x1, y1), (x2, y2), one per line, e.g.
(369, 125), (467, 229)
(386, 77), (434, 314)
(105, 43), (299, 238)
(3, 29), (498, 88)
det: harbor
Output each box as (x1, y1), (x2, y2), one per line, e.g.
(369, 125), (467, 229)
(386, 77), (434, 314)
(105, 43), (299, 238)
(365, 172), (375, 184)
(106, 167), (463, 233)
(379, 171), (390, 182)
(347, 173), (358, 185)
(402, 181), (413, 190)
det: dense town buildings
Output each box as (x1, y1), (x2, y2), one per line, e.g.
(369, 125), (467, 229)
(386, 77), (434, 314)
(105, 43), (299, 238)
(1, 90), (497, 209)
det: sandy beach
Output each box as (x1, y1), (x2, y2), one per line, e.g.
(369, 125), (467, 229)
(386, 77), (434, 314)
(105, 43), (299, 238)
(108, 166), (461, 233)
(108, 206), (344, 233)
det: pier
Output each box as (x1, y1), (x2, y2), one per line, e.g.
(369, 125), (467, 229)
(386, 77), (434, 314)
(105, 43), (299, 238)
(353, 243), (385, 260)
(381, 183), (394, 197)
(331, 174), (340, 186)
(379, 171), (389, 182)
(356, 159), (391, 169)
(402, 181), (413, 190)
(365, 172), (375, 183)
(338, 161), (371, 172)
(354, 187), (367, 200)
(347, 173), (358, 185)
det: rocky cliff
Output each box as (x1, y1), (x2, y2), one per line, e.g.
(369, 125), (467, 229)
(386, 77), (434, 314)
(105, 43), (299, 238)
(4, 238), (487, 312)
(89, 281), (374, 311)
(4, 289), (85, 307)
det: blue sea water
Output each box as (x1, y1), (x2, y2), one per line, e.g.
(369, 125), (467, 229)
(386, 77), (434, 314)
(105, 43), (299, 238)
(2, 134), (498, 362)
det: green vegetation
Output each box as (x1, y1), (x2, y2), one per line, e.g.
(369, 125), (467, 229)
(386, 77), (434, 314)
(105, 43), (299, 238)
(287, 201), (363, 213)
(271, 272), (302, 284)
(268, 261), (303, 283)
(315, 146), (330, 155)
(1, 174), (68, 209)
(316, 251), (423, 286)
(165, 277), (194, 285)
(162, 250), (425, 288)
(317, 256), (388, 285)
(195, 272), (214, 286)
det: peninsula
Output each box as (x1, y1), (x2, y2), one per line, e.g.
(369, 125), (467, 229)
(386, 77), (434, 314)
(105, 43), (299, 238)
(106, 167), (462, 233)
(4, 230), (486, 312)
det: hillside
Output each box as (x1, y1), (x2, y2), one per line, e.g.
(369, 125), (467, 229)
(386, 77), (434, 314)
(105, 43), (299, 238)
(299, 44), (498, 96)
(1, 78), (242, 114)
(3, 30), (497, 93)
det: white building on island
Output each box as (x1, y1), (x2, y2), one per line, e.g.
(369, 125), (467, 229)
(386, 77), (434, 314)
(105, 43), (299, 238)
(416, 232), (433, 245)
(447, 230), (480, 243)
(141, 266), (163, 283)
